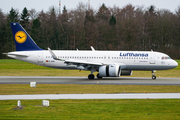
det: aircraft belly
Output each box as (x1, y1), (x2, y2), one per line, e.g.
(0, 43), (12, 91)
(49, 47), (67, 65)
(126, 65), (172, 70)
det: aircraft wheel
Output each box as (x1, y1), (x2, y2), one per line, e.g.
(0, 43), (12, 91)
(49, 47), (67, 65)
(152, 75), (156, 80)
(97, 73), (102, 79)
(88, 74), (94, 79)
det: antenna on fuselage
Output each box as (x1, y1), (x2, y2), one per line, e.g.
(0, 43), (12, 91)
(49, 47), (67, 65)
(151, 49), (153, 52)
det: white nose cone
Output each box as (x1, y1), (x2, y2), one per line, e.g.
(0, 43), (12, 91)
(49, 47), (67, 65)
(172, 60), (178, 68)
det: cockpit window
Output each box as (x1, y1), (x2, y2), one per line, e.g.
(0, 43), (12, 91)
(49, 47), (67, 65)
(162, 56), (171, 60)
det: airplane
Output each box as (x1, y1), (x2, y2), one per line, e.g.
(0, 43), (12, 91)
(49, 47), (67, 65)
(6, 23), (178, 80)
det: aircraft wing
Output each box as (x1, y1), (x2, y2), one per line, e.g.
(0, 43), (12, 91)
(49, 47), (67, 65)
(65, 59), (103, 66)
(48, 47), (104, 70)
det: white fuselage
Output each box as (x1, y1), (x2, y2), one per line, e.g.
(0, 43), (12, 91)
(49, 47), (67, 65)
(8, 50), (178, 71)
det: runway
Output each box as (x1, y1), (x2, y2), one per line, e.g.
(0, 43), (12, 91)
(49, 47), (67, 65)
(0, 76), (180, 85)
(1, 93), (180, 100)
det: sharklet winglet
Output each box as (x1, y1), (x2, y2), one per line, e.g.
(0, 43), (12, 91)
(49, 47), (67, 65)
(47, 47), (64, 61)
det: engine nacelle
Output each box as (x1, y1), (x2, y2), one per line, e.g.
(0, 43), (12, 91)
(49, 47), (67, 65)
(120, 70), (133, 76)
(99, 65), (121, 77)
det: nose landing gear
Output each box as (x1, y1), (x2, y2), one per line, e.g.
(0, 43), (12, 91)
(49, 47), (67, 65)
(152, 70), (156, 80)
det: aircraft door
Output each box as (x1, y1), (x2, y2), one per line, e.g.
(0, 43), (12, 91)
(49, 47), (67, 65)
(134, 59), (139, 64)
(38, 52), (43, 65)
(150, 53), (155, 64)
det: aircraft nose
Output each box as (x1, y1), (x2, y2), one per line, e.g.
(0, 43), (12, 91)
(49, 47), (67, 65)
(172, 60), (178, 68)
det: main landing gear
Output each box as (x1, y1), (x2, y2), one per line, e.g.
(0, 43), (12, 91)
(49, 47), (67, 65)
(88, 73), (102, 79)
(97, 73), (102, 79)
(88, 68), (96, 79)
(152, 70), (156, 80)
(88, 74), (94, 79)
(88, 73), (103, 79)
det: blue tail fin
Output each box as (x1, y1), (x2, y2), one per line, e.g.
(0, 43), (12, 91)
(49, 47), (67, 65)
(11, 23), (43, 51)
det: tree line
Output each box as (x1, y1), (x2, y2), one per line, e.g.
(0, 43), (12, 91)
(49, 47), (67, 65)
(0, 3), (180, 59)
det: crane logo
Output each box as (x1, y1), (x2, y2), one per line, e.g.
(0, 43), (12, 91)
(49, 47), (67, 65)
(15, 31), (27, 43)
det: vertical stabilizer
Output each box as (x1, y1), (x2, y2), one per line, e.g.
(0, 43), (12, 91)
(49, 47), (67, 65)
(10, 23), (43, 51)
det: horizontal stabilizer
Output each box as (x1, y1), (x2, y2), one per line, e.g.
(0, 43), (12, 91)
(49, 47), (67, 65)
(6, 52), (29, 57)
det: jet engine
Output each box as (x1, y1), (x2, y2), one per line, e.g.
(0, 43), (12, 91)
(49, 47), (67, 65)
(99, 65), (121, 77)
(120, 70), (133, 76)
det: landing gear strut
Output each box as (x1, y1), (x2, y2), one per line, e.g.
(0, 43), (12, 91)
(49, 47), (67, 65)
(152, 70), (156, 80)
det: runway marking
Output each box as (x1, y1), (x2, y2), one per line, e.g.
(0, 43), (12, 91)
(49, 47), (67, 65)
(0, 93), (180, 100)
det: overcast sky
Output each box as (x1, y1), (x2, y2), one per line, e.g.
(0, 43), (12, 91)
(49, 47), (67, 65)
(1, 0), (180, 14)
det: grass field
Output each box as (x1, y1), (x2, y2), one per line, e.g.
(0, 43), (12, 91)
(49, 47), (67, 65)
(0, 84), (180, 95)
(0, 59), (179, 95)
(0, 59), (180, 77)
(0, 99), (180, 119)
